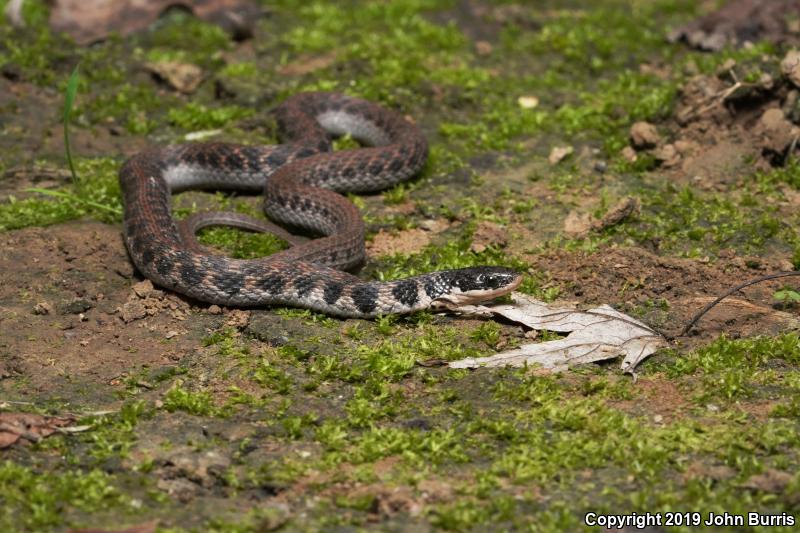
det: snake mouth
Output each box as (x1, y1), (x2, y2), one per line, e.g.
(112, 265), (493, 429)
(430, 273), (523, 309)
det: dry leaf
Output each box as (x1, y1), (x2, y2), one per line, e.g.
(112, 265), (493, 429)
(0, 412), (78, 448)
(49, 0), (260, 45)
(144, 61), (204, 94)
(449, 294), (665, 373)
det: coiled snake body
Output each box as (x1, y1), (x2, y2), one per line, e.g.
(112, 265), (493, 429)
(120, 92), (521, 317)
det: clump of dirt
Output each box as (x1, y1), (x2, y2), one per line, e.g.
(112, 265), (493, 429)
(669, 0), (800, 51)
(626, 50), (800, 186)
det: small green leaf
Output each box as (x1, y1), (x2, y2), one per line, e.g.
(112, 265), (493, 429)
(774, 289), (800, 302)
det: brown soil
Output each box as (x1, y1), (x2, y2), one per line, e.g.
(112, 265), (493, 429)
(0, 222), (219, 399)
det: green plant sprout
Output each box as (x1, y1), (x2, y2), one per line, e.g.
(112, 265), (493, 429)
(24, 65), (120, 215)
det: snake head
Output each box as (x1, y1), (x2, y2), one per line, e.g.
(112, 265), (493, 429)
(431, 266), (522, 308)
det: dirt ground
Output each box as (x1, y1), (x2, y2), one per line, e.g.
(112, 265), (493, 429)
(2, 1), (800, 532)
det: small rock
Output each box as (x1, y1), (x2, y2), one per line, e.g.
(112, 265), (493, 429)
(418, 219), (449, 233)
(652, 143), (680, 167)
(620, 146), (638, 162)
(758, 72), (774, 91)
(156, 478), (198, 503)
(756, 107), (797, 157)
(144, 61), (204, 94)
(132, 279), (154, 299)
(517, 95), (539, 109)
(225, 310), (250, 329)
(596, 197), (640, 230)
(716, 58), (737, 77)
(33, 302), (53, 315)
(258, 504), (291, 531)
(120, 301), (148, 323)
(207, 305), (223, 315)
(781, 50), (800, 88)
(165, 330), (179, 339)
(674, 139), (698, 155)
(59, 298), (93, 315)
(149, 289), (165, 300)
(593, 161), (608, 173)
(475, 40), (493, 56)
(629, 121), (660, 149)
(548, 145), (573, 165)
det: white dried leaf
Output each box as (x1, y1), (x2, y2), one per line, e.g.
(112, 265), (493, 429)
(449, 294), (664, 373)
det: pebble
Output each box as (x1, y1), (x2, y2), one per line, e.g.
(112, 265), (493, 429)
(781, 50), (800, 88)
(629, 121), (660, 149)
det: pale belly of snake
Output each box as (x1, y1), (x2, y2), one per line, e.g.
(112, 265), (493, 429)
(119, 92), (521, 318)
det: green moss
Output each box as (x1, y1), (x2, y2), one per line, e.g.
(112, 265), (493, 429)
(162, 384), (223, 416)
(0, 157), (121, 231)
(0, 1), (66, 85)
(554, 71), (678, 154)
(0, 461), (127, 530)
(469, 321), (502, 348)
(81, 83), (162, 134)
(195, 226), (288, 259)
(141, 10), (231, 68)
(757, 158), (800, 190)
(662, 333), (800, 401)
(84, 401), (151, 462)
(168, 102), (254, 131)
(616, 185), (786, 258)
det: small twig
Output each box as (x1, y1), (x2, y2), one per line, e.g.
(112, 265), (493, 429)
(679, 80), (746, 123)
(676, 271), (800, 338)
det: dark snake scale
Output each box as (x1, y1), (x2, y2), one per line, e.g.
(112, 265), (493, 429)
(120, 92), (522, 317)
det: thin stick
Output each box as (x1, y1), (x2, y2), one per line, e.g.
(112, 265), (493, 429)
(678, 271), (800, 337)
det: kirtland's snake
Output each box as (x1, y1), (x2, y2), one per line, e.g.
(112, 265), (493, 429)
(119, 92), (521, 317)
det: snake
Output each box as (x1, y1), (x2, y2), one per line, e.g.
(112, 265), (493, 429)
(119, 92), (522, 318)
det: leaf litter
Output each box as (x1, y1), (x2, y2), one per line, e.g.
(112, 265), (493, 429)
(449, 294), (665, 374)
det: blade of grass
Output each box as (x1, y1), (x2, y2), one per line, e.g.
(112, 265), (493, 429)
(24, 188), (121, 215)
(64, 65), (80, 183)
